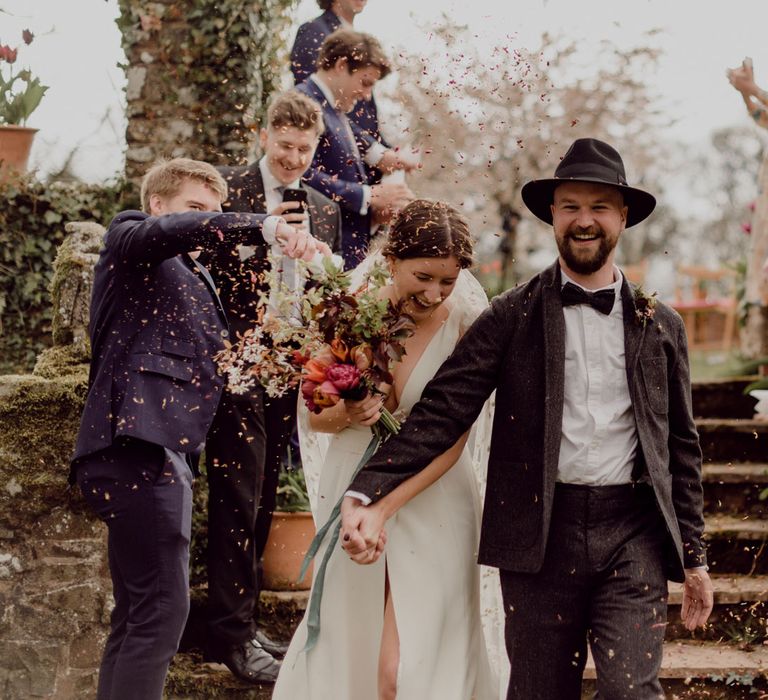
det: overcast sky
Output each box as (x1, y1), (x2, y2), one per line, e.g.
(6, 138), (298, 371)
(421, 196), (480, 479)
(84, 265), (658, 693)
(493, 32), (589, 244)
(5, 0), (768, 184)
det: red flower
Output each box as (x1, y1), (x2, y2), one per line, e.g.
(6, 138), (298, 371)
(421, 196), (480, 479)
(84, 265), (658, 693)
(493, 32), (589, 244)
(22, 29), (33, 46)
(742, 222), (752, 235)
(326, 363), (361, 391)
(0, 45), (17, 64)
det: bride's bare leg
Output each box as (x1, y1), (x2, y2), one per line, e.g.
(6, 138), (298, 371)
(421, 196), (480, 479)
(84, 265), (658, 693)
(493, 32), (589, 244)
(378, 568), (400, 700)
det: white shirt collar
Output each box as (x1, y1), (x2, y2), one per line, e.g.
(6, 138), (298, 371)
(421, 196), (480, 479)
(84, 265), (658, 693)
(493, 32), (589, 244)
(560, 265), (623, 294)
(309, 74), (339, 112)
(258, 156), (300, 193)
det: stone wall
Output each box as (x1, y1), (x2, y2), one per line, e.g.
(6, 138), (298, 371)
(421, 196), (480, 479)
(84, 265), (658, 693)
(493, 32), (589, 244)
(0, 223), (107, 699)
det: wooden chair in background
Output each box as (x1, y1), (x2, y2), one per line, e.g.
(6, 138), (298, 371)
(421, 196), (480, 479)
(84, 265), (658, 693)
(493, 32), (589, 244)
(671, 265), (738, 352)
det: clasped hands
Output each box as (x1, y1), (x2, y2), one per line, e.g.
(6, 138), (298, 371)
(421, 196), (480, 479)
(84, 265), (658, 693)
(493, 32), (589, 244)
(340, 495), (388, 565)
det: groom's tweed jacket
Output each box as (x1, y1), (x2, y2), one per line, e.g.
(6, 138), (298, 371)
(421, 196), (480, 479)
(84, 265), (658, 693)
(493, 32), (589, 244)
(350, 261), (706, 582)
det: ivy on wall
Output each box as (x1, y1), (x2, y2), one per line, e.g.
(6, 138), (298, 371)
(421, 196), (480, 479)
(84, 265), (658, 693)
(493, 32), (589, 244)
(0, 178), (136, 373)
(116, 0), (298, 178)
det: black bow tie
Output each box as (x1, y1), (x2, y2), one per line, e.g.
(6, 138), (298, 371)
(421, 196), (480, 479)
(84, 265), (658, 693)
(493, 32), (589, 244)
(561, 282), (615, 315)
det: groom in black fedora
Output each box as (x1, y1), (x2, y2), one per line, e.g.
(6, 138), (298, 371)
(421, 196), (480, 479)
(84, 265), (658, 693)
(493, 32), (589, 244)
(341, 138), (714, 698)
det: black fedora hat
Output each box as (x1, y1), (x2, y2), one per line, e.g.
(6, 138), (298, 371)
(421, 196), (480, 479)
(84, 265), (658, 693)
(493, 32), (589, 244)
(520, 138), (656, 228)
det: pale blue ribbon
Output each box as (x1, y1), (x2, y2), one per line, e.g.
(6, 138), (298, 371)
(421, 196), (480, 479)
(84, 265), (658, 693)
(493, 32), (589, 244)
(298, 433), (382, 655)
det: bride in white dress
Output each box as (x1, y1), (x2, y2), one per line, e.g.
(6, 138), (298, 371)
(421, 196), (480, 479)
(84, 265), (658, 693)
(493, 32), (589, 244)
(273, 200), (508, 700)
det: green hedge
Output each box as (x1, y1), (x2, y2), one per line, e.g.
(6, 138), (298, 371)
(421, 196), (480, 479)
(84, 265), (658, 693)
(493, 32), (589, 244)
(0, 178), (138, 373)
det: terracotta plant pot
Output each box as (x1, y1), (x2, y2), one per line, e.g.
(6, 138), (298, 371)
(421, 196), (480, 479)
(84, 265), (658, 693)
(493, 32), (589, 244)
(0, 125), (37, 182)
(262, 511), (316, 591)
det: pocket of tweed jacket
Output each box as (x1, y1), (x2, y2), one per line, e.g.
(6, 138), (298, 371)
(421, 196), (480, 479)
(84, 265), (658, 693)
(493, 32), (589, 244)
(640, 356), (668, 414)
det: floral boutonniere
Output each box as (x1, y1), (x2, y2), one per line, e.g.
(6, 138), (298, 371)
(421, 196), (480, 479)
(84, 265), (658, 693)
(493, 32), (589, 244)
(633, 286), (658, 327)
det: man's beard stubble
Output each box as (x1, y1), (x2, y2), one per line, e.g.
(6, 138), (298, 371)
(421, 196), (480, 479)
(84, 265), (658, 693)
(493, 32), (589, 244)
(556, 226), (617, 275)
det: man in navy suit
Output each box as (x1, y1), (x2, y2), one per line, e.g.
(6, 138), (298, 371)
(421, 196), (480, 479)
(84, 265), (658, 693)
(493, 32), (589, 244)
(70, 158), (323, 700)
(297, 29), (415, 267)
(291, 1), (383, 144)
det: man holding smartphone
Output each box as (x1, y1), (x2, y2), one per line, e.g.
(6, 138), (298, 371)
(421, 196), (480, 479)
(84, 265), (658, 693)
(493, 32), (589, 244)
(200, 90), (340, 684)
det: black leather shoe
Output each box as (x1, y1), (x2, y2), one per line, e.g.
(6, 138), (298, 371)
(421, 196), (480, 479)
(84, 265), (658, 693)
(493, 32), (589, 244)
(211, 637), (281, 684)
(254, 629), (289, 659)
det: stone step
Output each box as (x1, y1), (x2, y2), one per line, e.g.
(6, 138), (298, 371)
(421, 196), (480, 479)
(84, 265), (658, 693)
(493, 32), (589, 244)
(692, 378), (759, 420)
(166, 652), (272, 699)
(697, 418), (768, 463)
(167, 644), (768, 698)
(702, 463), (768, 515)
(582, 641), (768, 698)
(704, 516), (768, 575)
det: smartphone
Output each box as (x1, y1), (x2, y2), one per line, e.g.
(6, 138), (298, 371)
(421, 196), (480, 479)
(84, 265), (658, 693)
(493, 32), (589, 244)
(282, 187), (308, 212)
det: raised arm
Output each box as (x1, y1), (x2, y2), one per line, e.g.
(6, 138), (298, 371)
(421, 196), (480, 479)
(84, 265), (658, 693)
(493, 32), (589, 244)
(727, 60), (768, 129)
(105, 210), (270, 268)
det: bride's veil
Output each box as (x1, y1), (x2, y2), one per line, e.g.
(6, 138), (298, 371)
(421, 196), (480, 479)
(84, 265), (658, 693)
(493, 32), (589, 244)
(297, 250), (509, 694)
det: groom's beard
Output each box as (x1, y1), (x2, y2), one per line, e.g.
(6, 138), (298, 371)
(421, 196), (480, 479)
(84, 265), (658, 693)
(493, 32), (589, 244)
(556, 225), (617, 275)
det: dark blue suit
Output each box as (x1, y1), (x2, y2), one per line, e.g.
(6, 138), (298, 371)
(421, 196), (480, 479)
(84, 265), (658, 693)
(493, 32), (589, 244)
(290, 9), (386, 144)
(72, 209), (269, 700)
(297, 77), (377, 268)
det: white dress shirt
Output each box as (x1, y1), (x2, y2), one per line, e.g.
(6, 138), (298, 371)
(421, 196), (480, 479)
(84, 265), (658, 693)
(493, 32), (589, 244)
(557, 268), (638, 485)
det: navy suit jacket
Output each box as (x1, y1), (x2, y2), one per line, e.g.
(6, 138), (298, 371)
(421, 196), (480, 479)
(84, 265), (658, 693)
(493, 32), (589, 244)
(297, 78), (377, 268)
(71, 209), (270, 477)
(290, 9), (386, 144)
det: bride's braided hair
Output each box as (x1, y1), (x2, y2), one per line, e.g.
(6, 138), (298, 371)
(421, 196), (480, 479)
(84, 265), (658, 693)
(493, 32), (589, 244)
(381, 199), (473, 268)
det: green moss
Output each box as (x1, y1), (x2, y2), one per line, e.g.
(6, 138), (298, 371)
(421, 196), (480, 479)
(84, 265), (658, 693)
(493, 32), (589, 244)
(0, 373), (88, 528)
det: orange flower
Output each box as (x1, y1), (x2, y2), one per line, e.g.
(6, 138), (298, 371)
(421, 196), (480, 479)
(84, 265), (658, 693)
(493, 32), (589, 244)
(330, 338), (350, 362)
(313, 381), (340, 409)
(350, 343), (373, 371)
(304, 358), (330, 384)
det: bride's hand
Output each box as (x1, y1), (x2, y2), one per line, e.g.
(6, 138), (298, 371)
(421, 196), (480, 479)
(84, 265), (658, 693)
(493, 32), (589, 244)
(341, 497), (388, 564)
(344, 393), (383, 427)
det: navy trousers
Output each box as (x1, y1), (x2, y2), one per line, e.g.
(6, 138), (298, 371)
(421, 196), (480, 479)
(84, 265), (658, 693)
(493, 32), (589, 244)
(500, 483), (668, 700)
(76, 438), (194, 700)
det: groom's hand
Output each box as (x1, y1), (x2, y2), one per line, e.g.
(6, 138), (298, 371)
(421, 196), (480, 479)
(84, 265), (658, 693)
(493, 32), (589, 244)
(340, 496), (386, 564)
(681, 567), (714, 630)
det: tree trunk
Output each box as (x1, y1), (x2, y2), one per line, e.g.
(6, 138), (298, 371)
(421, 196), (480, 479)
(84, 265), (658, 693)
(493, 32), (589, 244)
(117, 0), (297, 181)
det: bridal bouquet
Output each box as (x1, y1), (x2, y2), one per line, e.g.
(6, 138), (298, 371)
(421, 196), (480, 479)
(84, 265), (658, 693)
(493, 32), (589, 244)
(217, 255), (415, 436)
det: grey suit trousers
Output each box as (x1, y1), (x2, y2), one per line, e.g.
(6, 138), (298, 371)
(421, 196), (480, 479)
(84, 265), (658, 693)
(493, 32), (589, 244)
(500, 482), (668, 700)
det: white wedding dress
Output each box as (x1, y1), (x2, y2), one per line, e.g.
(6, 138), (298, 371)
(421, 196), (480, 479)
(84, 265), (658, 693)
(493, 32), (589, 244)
(272, 268), (509, 700)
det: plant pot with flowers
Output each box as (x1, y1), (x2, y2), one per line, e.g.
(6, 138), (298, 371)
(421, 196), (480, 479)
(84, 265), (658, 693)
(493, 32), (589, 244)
(262, 464), (316, 591)
(0, 29), (48, 182)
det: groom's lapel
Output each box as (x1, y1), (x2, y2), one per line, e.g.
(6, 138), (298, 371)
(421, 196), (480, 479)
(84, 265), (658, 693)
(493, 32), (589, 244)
(621, 275), (646, 389)
(541, 262), (566, 481)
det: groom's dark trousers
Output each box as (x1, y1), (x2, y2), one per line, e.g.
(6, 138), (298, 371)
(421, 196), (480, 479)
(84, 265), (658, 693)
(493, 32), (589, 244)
(501, 482), (668, 700)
